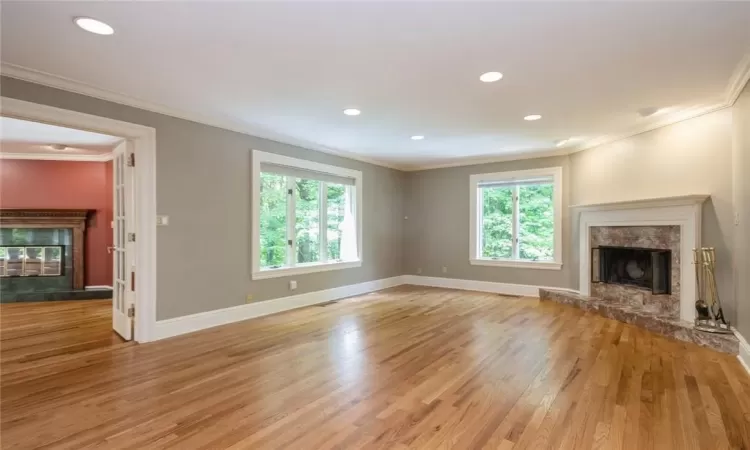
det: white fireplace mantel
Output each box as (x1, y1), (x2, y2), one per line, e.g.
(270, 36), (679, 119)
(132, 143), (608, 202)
(574, 194), (709, 322)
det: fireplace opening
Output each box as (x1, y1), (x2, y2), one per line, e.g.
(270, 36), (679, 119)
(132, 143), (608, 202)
(592, 246), (671, 294)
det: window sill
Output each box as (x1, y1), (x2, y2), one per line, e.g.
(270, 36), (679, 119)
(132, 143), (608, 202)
(252, 260), (362, 280)
(470, 259), (563, 270)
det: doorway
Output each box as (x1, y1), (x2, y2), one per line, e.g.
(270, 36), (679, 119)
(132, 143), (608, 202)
(0, 96), (157, 343)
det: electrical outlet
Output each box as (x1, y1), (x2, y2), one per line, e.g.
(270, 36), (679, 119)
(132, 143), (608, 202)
(416, 267), (422, 275)
(442, 266), (447, 274)
(289, 280), (297, 290)
(246, 294), (253, 303)
(156, 215), (170, 226)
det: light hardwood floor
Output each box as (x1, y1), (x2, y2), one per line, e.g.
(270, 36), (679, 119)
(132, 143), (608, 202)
(0, 300), (129, 376)
(1, 286), (749, 449)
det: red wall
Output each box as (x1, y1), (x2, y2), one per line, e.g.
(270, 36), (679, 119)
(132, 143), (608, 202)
(0, 159), (113, 287)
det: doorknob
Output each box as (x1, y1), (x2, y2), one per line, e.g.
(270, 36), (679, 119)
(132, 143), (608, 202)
(107, 246), (116, 254)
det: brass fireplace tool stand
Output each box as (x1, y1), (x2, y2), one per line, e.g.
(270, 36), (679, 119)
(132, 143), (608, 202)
(692, 247), (732, 334)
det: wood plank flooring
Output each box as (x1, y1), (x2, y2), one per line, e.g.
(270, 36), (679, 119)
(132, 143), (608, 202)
(1, 286), (749, 449)
(0, 300), (129, 376)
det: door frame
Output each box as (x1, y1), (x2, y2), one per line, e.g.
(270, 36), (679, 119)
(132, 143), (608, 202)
(1, 96), (158, 342)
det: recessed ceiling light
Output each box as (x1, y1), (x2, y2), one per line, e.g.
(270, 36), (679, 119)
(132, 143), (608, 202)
(343, 108), (361, 116)
(524, 114), (542, 121)
(74, 17), (114, 35)
(479, 72), (503, 83)
(411, 135), (425, 141)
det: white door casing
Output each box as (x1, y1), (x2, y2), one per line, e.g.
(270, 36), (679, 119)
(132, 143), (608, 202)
(1, 96), (157, 342)
(112, 141), (135, 340)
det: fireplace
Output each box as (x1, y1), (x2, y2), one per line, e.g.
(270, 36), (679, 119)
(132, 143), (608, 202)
(0, 209), (100, 302)
(592, 246), (671, 295)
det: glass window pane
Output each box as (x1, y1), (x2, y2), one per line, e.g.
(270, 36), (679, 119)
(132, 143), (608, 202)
(481, 186), (513, 259)
(259, 172), (289, 269)
(295, 178), (321, 264)
(518, 183), (554, 261)
(326, 183), (346, 261)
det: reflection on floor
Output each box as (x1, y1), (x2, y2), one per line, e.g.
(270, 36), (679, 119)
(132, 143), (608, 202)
(1, 286), (749, 449)
(0, 299), (130, 375)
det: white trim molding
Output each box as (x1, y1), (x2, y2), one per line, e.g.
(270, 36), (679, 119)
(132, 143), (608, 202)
(733, 329), (750, 377)
(0, 152), (113, 162)
(154, 276), (404, 340)
(402, 275), (577, 297)
(575, 195), (708, 323)
(469, 166), (563, 270)
(251, 150), (363, 280)
(0, 96), (159, 343)
(85, 285), (114, 290)
(469, 259), (562, 270)
(153, 274), (582, 341)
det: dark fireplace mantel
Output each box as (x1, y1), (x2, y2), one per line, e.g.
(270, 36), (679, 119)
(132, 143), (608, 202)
(0, 209), (91, 290)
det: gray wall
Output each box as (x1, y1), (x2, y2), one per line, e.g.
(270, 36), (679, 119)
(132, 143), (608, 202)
(733, 81), (750, 338)
(0, 77), (406, 320)
(404, 155), (574, 289)
(2, 76), (743, 329)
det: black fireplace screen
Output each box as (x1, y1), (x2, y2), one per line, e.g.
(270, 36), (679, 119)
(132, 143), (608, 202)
(592, 246), (671, 294)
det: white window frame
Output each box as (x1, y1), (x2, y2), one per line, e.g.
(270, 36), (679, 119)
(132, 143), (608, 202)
(469, 167), (563, 270)
(252, 150), (363, 280)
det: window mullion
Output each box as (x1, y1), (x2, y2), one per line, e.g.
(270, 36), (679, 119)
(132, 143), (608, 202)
(286, 177), (296, 267)
(512, 185), (520, 260)
(477, 187), (484, 258)
(320, 182), (328, 263)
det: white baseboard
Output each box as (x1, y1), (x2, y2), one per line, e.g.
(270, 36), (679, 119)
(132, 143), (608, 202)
(734, 329), (750, 377)
(401, 275), (578, 297)
(153, 276), (405, 341)
(85, 285), (113, 290)
(153, 275), (580, 341)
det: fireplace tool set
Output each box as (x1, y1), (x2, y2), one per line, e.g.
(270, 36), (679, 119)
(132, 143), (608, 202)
(692, 247), (731, 334)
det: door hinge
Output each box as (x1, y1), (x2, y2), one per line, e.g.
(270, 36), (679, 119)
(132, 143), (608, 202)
(127, 305), (135, 318)
(127, 153), (135, 167)
(128, 233), (136, 242)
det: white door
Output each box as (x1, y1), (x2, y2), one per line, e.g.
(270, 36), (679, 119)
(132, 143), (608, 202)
(112, 141), (135, 340)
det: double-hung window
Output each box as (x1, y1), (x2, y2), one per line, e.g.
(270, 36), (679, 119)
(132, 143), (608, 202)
(252, 150), (362, 279)
(469, 167), (562, 270)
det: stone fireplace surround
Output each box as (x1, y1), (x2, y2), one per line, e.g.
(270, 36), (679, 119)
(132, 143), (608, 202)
(539, 195), (739, 354)
(590, 225), (680, 319)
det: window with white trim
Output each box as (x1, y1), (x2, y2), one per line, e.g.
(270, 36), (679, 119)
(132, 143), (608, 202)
(470, 167), (563, 270)
(252, 151), (362, 280)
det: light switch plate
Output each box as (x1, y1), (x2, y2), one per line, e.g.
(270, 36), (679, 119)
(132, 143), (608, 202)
(289, 280), (297, 290)
(156, 215), (169, 226)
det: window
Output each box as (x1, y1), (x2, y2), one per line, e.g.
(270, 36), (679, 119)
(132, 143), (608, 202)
(253, 150), (362, 279)
(470, 167), (562, 270)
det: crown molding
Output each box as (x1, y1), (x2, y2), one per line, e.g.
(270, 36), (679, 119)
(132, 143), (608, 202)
(3, 52), (749, 173)
(0, 152), (113, 162)
(399, 147), (571, 171)
(726, 52), (750, 106)
(0, 62), (405, 171)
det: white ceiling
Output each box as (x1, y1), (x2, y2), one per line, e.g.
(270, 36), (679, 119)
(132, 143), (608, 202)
(0, 117), (120, 157)
(2, 2), (749, 169)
